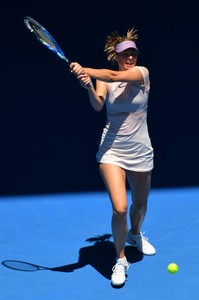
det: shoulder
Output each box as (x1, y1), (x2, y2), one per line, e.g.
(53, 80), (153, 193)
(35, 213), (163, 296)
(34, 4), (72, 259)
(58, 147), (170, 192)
(135, 66), (150, 89)
(135, 66), (149, 77)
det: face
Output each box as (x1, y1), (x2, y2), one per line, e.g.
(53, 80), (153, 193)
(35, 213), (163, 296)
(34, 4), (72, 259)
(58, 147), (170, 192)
(115, 48), (138, 70)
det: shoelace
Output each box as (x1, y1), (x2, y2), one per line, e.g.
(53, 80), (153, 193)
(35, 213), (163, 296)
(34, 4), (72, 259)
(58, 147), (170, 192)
(141, 232), (148, 241)
(132, 232), (148, 247)
(112, 261), (130, 274)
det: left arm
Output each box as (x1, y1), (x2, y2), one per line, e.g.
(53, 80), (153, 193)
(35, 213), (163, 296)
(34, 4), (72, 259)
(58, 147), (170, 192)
(70, 62), (145, 84)
(84, 67), (143, 83)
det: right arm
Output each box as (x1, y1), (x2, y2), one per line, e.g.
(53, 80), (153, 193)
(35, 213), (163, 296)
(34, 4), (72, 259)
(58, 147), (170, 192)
(70, 62), (107, 112)
(87, 79), (107, 112)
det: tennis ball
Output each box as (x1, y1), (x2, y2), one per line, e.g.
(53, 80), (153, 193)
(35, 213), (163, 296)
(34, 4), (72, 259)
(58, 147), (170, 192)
(167, 263), (179, 274)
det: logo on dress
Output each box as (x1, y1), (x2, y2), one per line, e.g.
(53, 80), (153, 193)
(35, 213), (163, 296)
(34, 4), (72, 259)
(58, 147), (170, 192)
(118, 83), (126, 88)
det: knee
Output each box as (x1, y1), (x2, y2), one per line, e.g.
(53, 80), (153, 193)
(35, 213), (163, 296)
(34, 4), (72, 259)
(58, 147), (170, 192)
(133, 200), (147, 213)
(113, 206), (127, 219)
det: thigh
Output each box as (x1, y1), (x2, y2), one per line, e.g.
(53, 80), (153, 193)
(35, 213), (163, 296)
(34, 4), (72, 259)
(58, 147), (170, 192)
(99, 164), (127, 212)
(126, 171), (152, 204)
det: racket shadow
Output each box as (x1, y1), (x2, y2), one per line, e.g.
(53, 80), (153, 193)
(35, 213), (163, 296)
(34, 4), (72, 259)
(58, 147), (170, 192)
(1, 234), (143, 280)
(51, 233), (143, 279)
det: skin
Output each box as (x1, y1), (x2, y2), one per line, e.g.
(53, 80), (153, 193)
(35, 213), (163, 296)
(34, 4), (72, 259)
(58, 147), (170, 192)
(70, 49), (152, 259)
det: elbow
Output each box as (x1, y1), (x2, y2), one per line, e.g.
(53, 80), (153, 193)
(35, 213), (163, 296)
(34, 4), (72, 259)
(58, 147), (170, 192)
(92, 103), (103, 112)
(94, 106), (103, 112)
(109, 72), (119, 82)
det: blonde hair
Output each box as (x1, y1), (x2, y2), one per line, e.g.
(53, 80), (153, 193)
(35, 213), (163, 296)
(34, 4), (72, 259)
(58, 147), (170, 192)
(104, 28), (139, 62)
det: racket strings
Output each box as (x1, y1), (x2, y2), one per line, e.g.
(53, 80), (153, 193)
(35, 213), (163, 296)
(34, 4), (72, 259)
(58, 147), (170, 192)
(24, 16), (70, 63)
(3, 261), (38, 271)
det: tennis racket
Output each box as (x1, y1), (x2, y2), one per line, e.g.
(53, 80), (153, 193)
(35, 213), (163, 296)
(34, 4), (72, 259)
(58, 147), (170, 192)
(23, 16), (92, 87)
(2, 260), (52, 272)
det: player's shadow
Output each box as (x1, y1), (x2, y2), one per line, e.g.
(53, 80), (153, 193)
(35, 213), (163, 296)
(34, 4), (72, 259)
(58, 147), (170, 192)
(51, 234), (143, 280)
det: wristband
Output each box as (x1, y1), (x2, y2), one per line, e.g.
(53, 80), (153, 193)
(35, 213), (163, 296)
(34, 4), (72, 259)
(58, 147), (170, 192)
(86, 81), (93, 89)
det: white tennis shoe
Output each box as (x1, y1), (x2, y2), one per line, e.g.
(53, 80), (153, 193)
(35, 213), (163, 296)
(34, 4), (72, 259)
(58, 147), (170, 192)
(111, 256), (130, 286)
(127, 231), (156, 255)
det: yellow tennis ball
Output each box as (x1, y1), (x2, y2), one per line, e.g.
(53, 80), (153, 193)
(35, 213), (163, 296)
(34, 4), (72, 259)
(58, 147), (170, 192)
(167, 263), (179, 274)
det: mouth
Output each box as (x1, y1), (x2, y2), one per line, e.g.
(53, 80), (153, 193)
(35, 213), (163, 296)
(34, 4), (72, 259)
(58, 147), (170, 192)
(125, 61), (133, 67)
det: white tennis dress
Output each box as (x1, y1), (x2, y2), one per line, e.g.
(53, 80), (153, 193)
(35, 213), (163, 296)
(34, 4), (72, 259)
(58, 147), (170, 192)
(96, 66), (154, 172)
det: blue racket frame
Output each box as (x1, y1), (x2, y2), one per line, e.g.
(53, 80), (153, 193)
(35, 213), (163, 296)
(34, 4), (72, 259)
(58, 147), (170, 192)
(24, 16), (70, 64)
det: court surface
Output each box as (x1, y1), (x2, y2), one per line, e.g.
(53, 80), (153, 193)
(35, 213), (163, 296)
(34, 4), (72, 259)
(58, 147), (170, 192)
(0, 187), (198, 300)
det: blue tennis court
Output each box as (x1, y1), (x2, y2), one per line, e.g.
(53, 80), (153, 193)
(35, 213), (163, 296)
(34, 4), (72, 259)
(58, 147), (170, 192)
(0, 187), (198, 299)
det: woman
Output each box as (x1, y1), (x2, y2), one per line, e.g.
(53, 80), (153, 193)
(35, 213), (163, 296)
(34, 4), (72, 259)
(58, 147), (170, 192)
(70, 28), (156, 286)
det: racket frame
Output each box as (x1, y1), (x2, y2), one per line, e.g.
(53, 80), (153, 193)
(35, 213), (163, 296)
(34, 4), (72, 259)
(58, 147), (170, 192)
(24, 16), (92, 88)
(24, 16), (70, 64)
(2, 260), (50, 271)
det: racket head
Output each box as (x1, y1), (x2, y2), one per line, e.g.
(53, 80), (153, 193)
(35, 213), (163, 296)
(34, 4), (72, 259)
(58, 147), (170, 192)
(24, 16), (70, 64)
(2, 260), (49, 271)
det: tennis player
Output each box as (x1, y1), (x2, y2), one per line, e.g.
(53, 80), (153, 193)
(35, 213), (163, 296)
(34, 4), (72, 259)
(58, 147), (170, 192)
(70, 28), (156, 286)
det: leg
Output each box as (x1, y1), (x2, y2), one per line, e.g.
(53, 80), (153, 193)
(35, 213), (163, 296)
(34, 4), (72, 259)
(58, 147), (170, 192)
(126, 170), (156, 255)
(126, 170), (151, 234)
(99, 163), (128, 259)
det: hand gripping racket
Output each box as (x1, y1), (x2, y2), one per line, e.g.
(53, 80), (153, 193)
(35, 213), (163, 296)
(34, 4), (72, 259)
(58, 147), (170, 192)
(24, 16), (92, 87)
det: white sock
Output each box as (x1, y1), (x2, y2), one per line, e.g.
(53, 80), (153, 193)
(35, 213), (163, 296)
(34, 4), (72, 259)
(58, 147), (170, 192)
(130, 232), (141, 238)
(117, 256), (127, 263)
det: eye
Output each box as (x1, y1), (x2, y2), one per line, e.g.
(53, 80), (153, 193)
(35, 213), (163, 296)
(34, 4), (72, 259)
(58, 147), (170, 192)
(121, 50), (138, 57)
